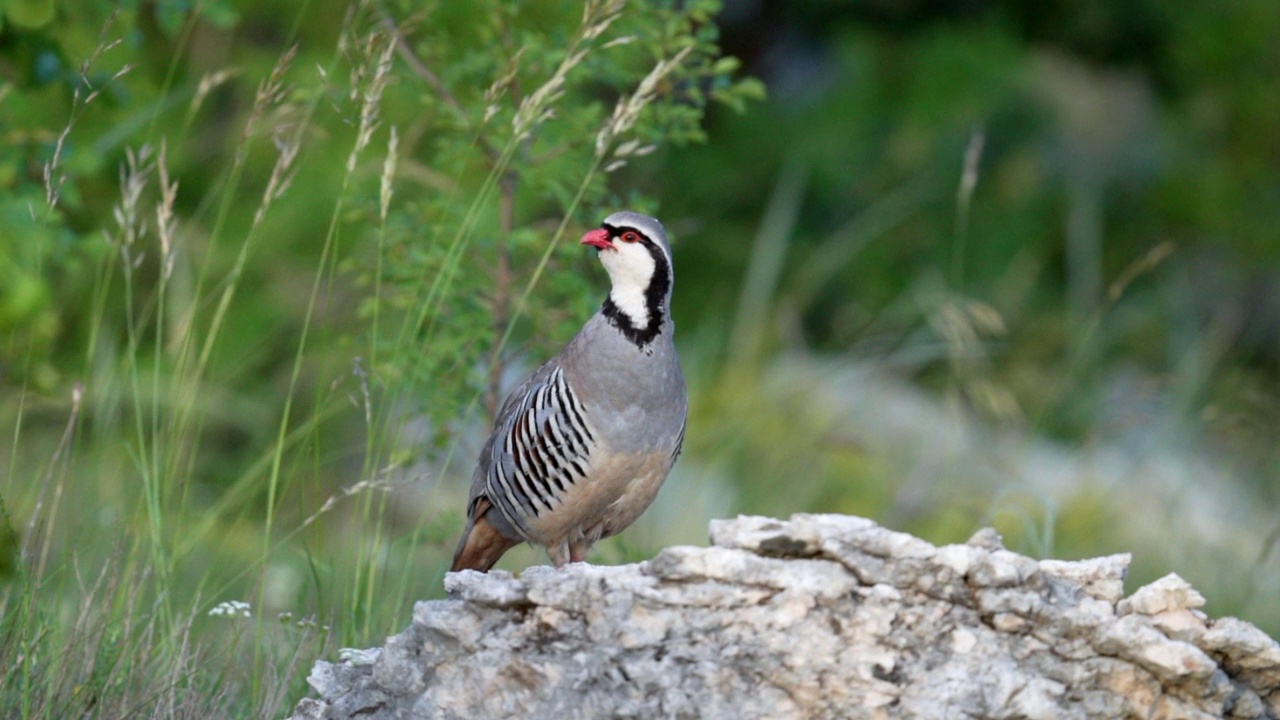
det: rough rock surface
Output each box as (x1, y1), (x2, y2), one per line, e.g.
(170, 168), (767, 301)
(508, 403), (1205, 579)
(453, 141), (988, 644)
(288, 514), (1280, 719)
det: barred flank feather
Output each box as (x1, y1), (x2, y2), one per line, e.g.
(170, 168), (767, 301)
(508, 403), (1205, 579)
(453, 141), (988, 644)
(488, 367), (595, 536)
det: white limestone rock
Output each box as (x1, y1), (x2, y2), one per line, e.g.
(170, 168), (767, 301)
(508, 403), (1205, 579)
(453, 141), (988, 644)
(1040, 553), (1130, 604)
(1118, 572), (1207, 616)
(288, 513), (1279, 720)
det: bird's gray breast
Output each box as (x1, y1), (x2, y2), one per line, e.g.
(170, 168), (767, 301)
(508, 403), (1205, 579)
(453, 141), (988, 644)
(559, 314), (687, 454)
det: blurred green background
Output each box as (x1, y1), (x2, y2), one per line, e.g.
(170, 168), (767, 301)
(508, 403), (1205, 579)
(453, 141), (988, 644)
(2, 0), (1278, 715)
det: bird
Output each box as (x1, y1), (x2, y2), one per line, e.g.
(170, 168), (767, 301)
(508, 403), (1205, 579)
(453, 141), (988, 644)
(450, 211), (688, 572)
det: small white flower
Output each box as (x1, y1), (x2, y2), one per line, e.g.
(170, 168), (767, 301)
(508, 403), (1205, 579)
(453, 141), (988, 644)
(209, 600), (251, 618)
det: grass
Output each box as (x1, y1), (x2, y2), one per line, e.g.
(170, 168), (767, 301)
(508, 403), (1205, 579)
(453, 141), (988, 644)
(1, 15), (383, 714)
(0, 3), (727, 716)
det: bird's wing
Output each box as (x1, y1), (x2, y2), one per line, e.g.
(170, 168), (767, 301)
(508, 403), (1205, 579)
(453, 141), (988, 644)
(466, 361), (596, 539)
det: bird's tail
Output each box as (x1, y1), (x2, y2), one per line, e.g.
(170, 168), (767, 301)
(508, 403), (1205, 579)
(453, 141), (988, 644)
(450, 512), (520, 573)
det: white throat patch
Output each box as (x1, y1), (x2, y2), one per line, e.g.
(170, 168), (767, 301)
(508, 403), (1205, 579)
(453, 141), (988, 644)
(600, 241), (656, 328)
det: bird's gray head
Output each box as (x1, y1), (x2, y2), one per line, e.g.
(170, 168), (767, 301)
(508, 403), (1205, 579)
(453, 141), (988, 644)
(580, 211), (674, 348)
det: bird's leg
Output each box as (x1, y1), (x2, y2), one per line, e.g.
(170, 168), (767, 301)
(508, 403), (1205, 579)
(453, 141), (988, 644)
(569, 541), (589, 564)
(548, 542), (571, 568)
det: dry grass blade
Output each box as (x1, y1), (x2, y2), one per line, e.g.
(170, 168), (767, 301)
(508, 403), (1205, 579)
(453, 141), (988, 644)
(191, 68), (239, 118)
(348, 34), (397, 173)
(155, 141), (180, 284)
(109, 145), (156, 261)
(23, 383), (82, 577)
(952, 127), (985, 285)
(241, 45), (299, 151)
(595, 46), (694, 158)
(1108, 241), (1175, 302)
(44, 9), (130, 210)
(380, 126), (399, 223)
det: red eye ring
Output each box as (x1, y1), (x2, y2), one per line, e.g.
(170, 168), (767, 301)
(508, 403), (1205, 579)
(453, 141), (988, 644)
(621, 231), (639, 243)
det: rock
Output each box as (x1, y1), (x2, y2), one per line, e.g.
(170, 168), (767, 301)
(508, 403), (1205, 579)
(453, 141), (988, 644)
(287, 514), (1280, 720)
(1040, 554), (1130, 604)
(1118, 573), (1207, 616)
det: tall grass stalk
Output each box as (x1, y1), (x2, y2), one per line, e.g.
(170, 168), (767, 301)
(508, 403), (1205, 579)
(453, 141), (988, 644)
(264, 29), (395, 658)
(951, 127), (985, 288)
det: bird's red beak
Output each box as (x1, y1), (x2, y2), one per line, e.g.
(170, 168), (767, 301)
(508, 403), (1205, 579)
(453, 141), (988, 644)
(580, 228), (613, 250)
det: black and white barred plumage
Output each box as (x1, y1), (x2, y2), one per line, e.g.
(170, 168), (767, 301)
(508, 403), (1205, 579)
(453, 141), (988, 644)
(484, 366), (596, 536)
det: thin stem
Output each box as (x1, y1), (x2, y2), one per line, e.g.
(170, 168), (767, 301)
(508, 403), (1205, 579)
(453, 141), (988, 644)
(951, 127), (984, 289)
(487, 171), (518, 419)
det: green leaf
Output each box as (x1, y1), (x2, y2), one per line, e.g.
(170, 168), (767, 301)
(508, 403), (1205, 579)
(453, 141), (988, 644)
(712, 56), (740, 75)
(735, 77), (767, 101)
(4, 0), (54, 29)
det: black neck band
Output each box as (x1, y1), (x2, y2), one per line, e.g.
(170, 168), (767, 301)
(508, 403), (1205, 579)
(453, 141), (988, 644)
(600, 235), (671, 349)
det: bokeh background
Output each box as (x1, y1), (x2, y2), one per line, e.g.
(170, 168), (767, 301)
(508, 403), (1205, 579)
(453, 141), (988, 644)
(2, 0), (1278, 715)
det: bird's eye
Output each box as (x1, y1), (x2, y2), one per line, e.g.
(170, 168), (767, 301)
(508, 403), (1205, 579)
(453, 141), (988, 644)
(621, 231), (639, 243)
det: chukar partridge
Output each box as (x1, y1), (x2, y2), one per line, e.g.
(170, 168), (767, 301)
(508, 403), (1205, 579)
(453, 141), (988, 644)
(450, 211), (687, 572)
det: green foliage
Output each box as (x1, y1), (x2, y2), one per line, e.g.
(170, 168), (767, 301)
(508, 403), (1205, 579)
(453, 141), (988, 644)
(2, 0), (54, 30)
(0, 0), (758, 715)
(663, 1), (1280, 451)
